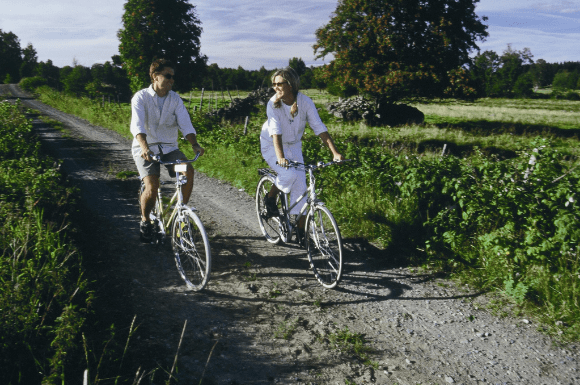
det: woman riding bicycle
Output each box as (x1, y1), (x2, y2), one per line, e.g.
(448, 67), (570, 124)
(260, 67), (344, 241)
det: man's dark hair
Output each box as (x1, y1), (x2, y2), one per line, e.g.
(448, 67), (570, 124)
(149, 58), (175, 83)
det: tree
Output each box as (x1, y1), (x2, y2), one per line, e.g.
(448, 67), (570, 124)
(495, 45), (533, 95)
(35, 60), (61, 89)
(62, 65), (91, 96)
(0, 29), (23, 83)
(529, 58), (551, 88)
(513, 72), (534, 97)
(314, 0), (488, 101)
(288, 57), (307, 77)
(472, 50), (500, 96)
(472, 45), (534, 97)
(553, 70), (580, 91)
(117, 0), (207, 93)
(19, 43), (38, 79)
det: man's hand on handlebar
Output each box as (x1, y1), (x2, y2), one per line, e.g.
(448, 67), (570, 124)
(141, 148), (154, 162)
(192, 144), (205, 157)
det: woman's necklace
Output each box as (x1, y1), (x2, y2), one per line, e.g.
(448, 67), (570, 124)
(282, 101), (295, 124)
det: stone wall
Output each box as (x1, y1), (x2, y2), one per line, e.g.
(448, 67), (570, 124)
(326, 97), (425, 127)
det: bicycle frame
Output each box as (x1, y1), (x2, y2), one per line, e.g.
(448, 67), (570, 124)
(273, 161), (344, 243)
(146, 151), (201, 238)
(280, 167), (322, 235)
(156, 179), (190, 233)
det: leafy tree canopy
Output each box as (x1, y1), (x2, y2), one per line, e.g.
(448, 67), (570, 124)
(0, 29), (23, 83)
(117, 0), (207, 92)
(472, 45), (533, 97)
(288, 57), (307, 77)
(314, 0), (488, 100)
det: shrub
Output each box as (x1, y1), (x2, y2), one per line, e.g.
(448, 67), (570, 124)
(19, 76), (48, 92)
(564, 91), (580, 101)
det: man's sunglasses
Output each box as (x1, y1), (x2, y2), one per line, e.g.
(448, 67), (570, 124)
(161, 73), (174, 80)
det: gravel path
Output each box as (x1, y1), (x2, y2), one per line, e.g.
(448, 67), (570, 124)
(2, 84), (579, 385)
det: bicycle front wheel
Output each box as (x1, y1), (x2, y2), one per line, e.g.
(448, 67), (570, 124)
(305, 205), (343, 289)
(171, 209), (211, 290)
(255, 175), (284, 244)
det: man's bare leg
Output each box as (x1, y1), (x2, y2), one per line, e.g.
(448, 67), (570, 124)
(141, 175), (160, 222)
(181, 166), (195, 203)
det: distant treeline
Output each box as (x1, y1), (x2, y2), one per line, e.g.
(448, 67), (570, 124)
(2, 28), (579, 101)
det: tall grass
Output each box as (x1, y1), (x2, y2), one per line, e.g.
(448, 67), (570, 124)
(0, 100), (90, 384)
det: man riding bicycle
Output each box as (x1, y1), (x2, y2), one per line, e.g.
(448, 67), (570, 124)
(130, 58), (205, 243)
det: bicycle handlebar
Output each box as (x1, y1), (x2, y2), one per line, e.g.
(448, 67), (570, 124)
(151, 151), (201, 165)
(276, 159), (353, 171)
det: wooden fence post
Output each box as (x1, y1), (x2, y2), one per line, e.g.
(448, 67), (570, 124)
(199, 88), (204, 111)
(243, 116), (249, 135)
(227, 87), (233, 101)
(188, 91), (192, 110)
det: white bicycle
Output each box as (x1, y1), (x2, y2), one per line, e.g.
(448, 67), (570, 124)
(256, 160), (349, 288)
(138, 152), (211, 290)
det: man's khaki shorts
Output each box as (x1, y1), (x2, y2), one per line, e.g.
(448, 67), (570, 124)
(133, 149), (188, 179)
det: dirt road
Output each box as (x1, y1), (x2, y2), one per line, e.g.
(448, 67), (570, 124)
(2, 84), (578, 384)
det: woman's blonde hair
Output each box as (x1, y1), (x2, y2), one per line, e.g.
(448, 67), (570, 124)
(271, 67), (300, 117)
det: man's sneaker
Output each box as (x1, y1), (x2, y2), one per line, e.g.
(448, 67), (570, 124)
(140, 220), (153, 243)
(263, 195), (279, 218)
(296, 228), (306, 248)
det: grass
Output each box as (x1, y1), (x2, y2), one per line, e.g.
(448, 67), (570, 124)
(326, 327), (377, 368)
(273, 317), (300, 340)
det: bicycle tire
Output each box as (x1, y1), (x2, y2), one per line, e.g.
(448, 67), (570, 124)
(171, 209), (211, 290)
(138, 182), (165, 244)
(255, 175), (285, 244)
(305, 205), (344, 288)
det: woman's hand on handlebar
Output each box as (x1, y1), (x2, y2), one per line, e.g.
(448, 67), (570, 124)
(277, 157), (289, 168)
(333, 152), (345, 162)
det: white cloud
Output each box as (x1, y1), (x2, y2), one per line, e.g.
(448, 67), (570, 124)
(1, 0), (578, 70)
(476, 0), (580, 13)
(477, 25), (580, 62)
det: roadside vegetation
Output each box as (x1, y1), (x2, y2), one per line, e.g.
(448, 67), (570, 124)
(0, 100), (89, 383)
(0, 100), (162, 384)
(30, 84), (580, 342)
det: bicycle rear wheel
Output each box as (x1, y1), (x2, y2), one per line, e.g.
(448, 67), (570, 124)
(171, 209), (211, 290)
(256, 175), (284, 244)
(305, 205), (343, 288)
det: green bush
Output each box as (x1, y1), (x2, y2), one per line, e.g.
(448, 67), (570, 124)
(19, 76), (48, 92)
(564, 91), (580, 101)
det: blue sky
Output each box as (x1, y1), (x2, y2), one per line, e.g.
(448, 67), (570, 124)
(2, 0), (579, 70)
